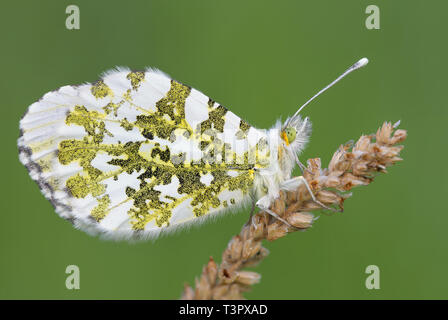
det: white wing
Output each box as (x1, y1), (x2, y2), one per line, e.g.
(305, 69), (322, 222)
(18, 67), (270, 240)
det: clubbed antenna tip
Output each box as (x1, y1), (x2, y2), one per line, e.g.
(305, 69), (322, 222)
(354, 57), (369, 70)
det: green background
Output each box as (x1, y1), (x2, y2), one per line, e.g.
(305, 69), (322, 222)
(1, 0), (446, 299)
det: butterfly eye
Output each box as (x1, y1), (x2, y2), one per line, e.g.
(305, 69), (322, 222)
(285, 127), (296, 144)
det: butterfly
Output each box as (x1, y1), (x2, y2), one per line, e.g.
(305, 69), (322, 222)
(18, 58), (368, 240)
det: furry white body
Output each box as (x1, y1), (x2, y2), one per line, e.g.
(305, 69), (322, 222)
(252, 119), (311, 211)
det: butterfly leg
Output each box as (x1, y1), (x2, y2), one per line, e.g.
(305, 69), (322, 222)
(256, 196), (296, 229)
(296, 158), (308, 174)
(281, 176), (340, 212)
(293, 152), (312, 175)
(245, 200), (257, 229)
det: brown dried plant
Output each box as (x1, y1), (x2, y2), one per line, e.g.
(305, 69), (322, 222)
(181, 121), (407, 300)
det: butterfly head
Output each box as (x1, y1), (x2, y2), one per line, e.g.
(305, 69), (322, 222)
(282, 127), (296, 146)
(281, 116), (311, 150)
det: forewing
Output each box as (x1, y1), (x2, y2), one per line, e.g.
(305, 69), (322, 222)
(18, 68), (270, 240)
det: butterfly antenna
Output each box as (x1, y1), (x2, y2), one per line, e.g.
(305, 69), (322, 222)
(286, 57), (369, 127)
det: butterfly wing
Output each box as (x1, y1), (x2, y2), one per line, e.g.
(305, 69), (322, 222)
(18, 68), (270, 240)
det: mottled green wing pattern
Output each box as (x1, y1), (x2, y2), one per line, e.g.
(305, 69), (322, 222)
(18, 68), (270, 240)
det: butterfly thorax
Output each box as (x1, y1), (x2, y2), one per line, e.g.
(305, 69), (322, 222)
(251, 117), (311, 203)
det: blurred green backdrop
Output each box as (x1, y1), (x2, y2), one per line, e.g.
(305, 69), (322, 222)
(0, 0), (446, 299)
